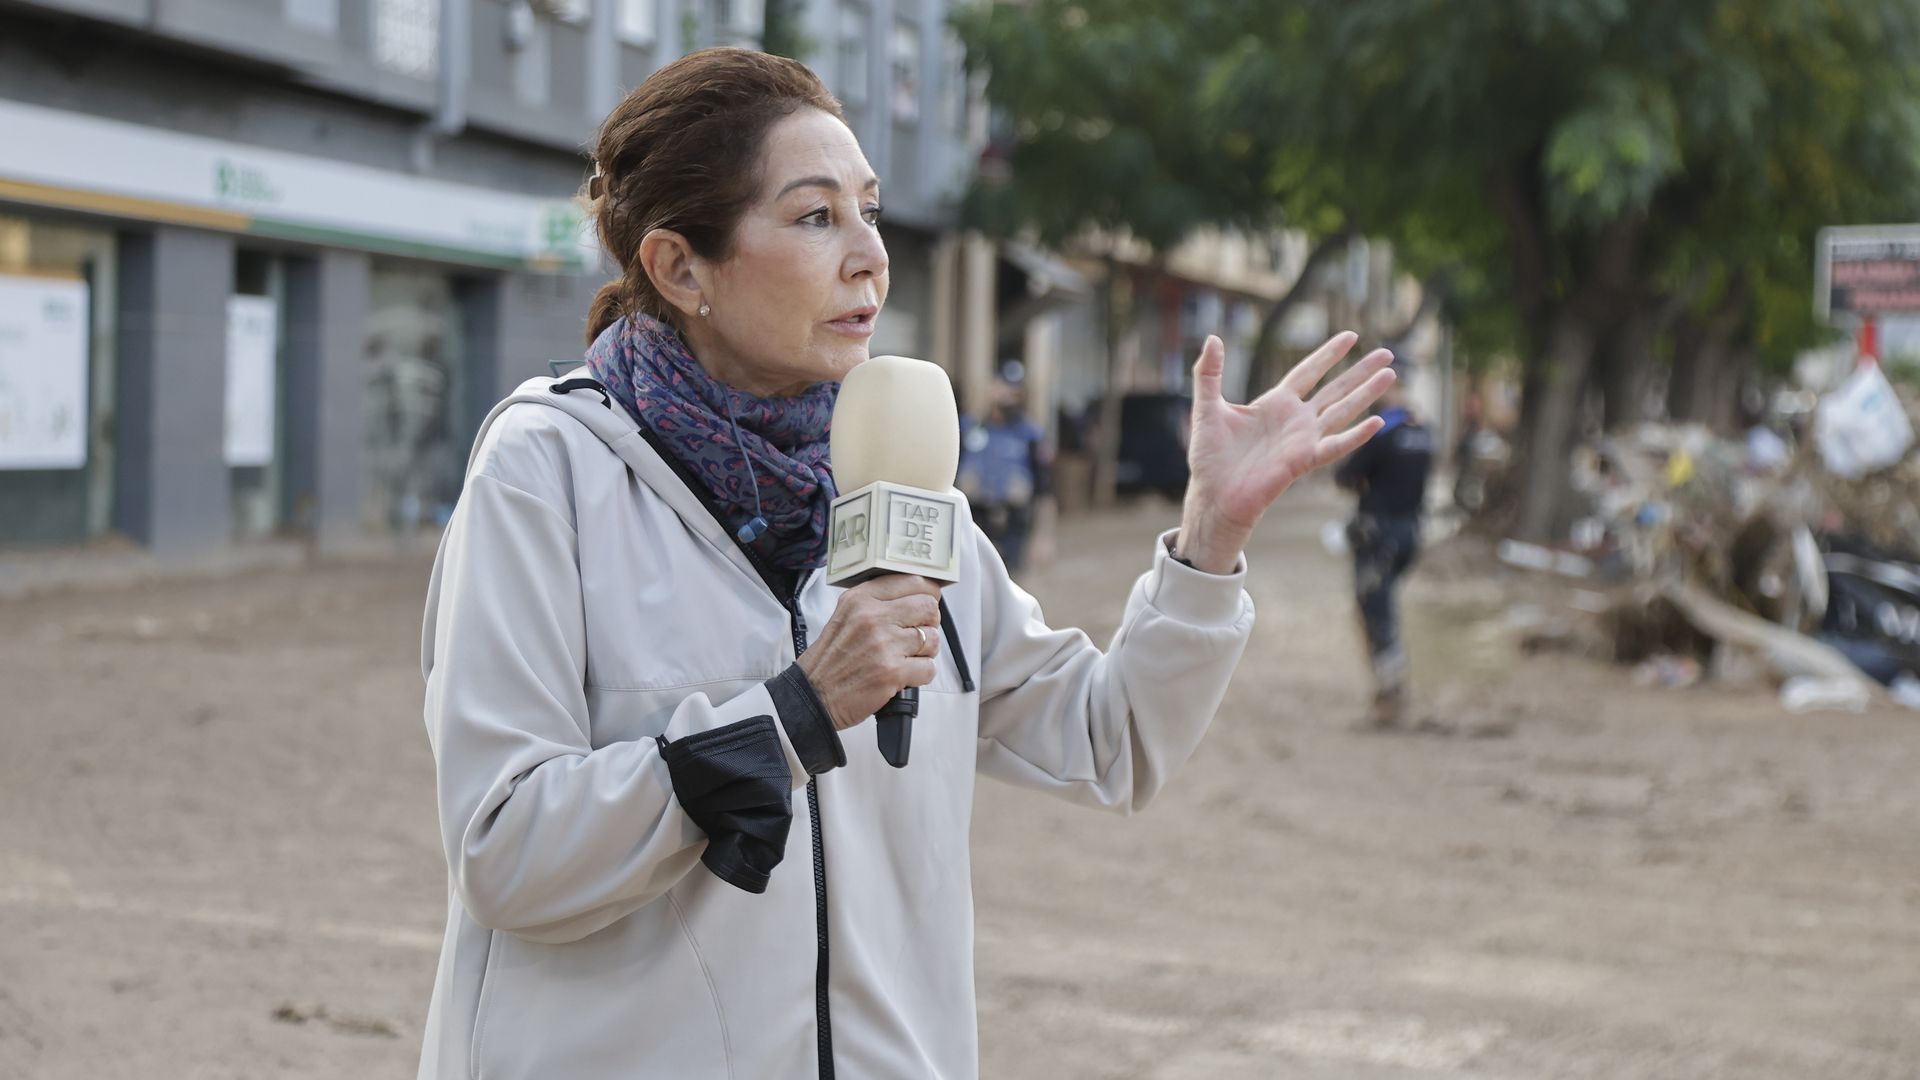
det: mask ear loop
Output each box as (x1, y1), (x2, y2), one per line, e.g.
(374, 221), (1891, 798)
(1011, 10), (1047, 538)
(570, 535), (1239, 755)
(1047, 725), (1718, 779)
(724, 392), (770, 546)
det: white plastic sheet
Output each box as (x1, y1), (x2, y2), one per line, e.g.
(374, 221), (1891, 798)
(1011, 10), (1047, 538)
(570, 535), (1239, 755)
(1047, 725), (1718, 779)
(1813, 362), (1914, 479)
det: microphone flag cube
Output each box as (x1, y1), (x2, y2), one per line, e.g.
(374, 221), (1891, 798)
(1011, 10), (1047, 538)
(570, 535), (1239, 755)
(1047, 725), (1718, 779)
(825, 481), (965, 588)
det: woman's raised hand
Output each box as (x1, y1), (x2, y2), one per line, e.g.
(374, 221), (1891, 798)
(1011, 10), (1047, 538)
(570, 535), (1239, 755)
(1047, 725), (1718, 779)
(1173, 332), (1396, 573)
(797, 575), (943, 730)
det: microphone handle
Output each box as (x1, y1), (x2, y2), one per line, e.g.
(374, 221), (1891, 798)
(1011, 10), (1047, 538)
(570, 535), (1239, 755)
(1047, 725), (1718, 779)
(875, 687), (916, 768)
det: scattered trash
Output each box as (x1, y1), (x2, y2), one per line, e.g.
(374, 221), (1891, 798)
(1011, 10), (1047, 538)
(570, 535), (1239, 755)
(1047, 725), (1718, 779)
(1813, 363), (1915, 480)
(1779, 675), (1873, 714)
(1478, 369), (1919, 704)
(1892, 673), (1920, 711)
(1633, 654), (1703, 689)
(1663, 581), (1877, 687)
(1497, 540), (1595, 579)
(1569, 590), (1612, 614)
(1708, 643), (1767, 690)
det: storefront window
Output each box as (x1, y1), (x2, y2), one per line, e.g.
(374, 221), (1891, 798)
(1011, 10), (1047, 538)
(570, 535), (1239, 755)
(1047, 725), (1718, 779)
(363, 262), (468, 534)
(0, 214), (118, 547)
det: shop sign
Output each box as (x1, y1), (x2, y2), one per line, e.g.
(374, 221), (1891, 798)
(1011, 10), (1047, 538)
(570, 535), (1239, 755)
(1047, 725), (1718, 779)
(0, 100), (593, 271)
(1818, 225), (1920, 319)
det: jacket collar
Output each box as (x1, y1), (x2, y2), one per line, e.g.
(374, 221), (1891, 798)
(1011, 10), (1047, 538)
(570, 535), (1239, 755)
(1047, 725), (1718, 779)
(468, 372), (774, 593)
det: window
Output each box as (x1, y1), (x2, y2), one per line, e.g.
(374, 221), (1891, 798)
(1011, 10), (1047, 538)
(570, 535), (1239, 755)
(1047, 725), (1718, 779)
(891, 20), (919, 124)
(512, 14), (551, 106)
(373, 0), (437, 77)
(837, 1), (868, 105)
(619, 0), (655, 42)
(719, 0), (762, 37)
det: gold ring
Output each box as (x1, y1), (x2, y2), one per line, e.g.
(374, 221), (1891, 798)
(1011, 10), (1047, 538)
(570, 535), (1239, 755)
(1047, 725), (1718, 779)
(914, 626), (929, 654)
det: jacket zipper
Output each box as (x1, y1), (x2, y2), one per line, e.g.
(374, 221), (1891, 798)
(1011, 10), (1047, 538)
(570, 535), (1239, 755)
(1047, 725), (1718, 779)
(781, 576), (835, 1080)
(586, 399), (836, 1077)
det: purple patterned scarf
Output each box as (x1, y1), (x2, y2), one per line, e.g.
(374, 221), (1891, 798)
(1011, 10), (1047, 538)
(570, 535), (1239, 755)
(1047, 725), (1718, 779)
(585, 315), (839, 571)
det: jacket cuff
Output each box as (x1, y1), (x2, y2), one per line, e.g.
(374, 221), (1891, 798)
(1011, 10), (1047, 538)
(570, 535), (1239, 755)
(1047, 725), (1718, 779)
(1148, 529), (1250, 625)
(658, 716), (794, 894)
(766, 663), (846, 776)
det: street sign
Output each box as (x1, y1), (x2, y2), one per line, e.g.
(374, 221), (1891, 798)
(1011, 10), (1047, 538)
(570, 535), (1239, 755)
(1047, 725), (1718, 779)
(1816, 225), (1920, 320)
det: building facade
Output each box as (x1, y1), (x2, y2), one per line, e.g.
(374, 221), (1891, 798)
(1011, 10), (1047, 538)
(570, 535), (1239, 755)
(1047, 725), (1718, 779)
(0, 0), (983, 555)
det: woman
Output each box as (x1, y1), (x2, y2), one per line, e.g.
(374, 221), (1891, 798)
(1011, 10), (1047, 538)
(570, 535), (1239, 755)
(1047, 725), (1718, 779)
(417, 48), (1393, 1080)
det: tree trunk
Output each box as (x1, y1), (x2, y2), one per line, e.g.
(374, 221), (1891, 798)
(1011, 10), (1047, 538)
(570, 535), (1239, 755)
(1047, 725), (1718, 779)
(1667, 315), (1704, 422)
(1514, 314), (1601, 542)
(1089, 257), (1133, 508)
(1667, 277), (1750, 427)
(1247, 228), (1355, 393)
(1601, 305), (1656, 431)
(1709, 343), (1757, 433)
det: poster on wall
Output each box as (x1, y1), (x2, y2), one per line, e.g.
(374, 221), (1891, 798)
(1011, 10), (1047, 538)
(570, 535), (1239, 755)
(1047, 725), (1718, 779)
(224, 295), (278, 467)
(0, 274), (90, 471)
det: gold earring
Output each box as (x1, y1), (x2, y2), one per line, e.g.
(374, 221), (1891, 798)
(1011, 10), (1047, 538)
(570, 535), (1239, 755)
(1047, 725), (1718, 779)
(698, 302), (711, 318)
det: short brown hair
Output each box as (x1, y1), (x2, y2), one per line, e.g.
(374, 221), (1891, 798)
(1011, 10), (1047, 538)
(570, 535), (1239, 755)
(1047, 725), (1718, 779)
(584, 48), (843, 343)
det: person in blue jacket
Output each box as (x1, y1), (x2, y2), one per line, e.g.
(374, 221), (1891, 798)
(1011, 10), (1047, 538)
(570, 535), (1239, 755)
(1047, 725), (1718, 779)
(957, 361), (1054, 574)
(1334, 372), (1433, 727)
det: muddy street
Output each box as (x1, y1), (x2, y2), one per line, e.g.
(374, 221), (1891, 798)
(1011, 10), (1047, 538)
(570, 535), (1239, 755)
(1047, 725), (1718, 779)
(2, 483), (1916, 1078)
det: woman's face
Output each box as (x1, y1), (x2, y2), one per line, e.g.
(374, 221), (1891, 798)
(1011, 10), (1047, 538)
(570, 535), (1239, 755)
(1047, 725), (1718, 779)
(685, 108), (890, 397)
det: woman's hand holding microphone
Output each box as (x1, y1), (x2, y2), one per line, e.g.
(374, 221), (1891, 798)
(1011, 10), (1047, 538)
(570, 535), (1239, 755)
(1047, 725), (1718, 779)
(796, 575), (943, 731)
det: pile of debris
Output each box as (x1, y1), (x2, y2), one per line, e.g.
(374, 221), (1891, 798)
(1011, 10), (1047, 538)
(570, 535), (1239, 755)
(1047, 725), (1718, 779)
(1499, 364), (1920, 712)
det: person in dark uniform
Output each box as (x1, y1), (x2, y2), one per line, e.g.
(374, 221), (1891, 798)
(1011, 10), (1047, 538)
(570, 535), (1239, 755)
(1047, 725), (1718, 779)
(957, 361), (1054, 574)
(1333, 374), (1433, 727)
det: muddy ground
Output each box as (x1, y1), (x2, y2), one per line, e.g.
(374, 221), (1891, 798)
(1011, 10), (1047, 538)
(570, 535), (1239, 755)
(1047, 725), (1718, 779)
(2, 482), (1916, 1079)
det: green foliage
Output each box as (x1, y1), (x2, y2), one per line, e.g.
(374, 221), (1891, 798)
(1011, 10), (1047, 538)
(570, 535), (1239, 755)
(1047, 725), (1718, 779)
(952, 0), (1278, 250)
(960, 0), (1920, 371)
(760, 0), (816, 60)
(1289, 2), (1910, 311)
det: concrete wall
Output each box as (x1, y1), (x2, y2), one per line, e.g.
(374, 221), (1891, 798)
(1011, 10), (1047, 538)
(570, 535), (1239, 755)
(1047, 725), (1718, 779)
(466, 270), (603, 406)
(0, 15), (586, 200)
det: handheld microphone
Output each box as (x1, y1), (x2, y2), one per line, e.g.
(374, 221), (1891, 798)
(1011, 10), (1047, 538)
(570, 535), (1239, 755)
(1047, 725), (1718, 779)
(825, 356), (963, 768)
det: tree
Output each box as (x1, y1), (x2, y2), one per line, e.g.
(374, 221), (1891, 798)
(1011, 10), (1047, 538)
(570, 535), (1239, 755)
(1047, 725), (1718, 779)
(1233, 0), (1920, 537)
(760, 0), (814, 60)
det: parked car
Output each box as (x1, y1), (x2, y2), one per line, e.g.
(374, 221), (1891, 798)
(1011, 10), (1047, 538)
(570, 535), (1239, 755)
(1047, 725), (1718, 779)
(1113, 392), (1191, 500)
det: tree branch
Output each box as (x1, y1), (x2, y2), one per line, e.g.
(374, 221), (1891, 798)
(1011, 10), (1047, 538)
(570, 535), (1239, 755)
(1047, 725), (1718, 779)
(1248, 225), (1357, 390)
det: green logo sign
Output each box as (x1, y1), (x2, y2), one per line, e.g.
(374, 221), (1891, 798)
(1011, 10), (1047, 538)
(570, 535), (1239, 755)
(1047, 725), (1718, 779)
(214, 159), (281, 205)
(541, 205), (584, 254)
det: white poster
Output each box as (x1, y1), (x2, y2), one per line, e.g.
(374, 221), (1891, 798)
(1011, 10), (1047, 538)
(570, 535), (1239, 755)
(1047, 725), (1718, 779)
(0, 275), (90, 470)
(224, 296), (278, 467)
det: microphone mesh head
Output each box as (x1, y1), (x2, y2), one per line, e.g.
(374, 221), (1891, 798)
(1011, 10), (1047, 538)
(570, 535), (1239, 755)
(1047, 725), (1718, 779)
(830, 356), (960, 493)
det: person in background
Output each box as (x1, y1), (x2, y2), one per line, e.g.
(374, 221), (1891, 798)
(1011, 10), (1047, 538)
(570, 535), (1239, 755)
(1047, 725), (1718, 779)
(957, 360), (1055, 574)
(1334, 370), (1434, 728)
